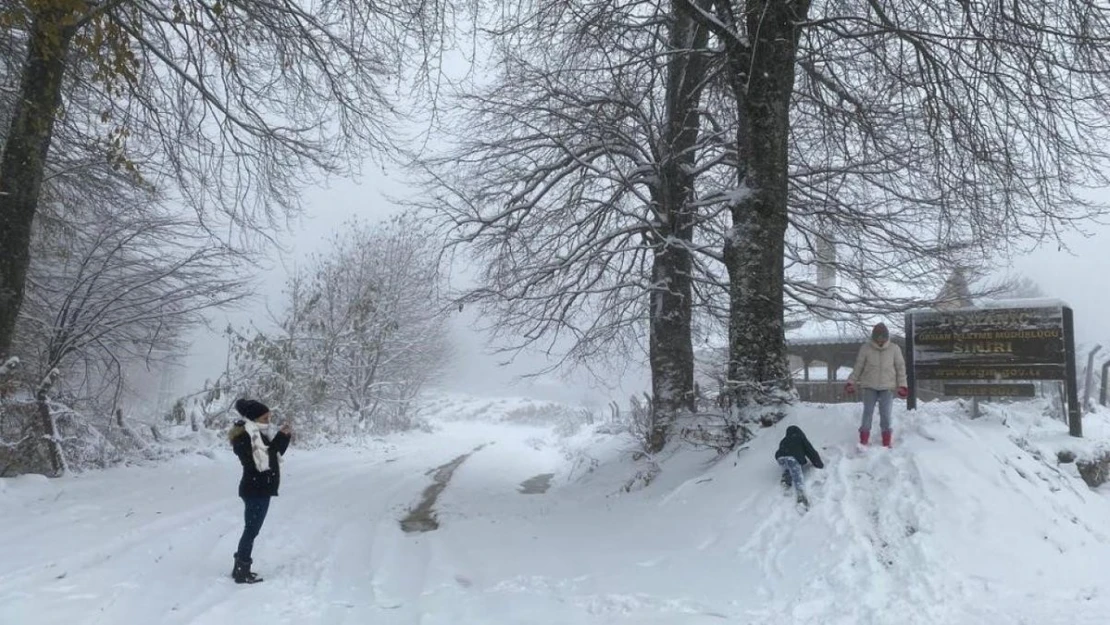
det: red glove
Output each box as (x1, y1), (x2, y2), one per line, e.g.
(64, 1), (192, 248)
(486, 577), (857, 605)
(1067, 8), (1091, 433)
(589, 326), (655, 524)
(845, 382), (856, 394)
(897, 386), (909, 399)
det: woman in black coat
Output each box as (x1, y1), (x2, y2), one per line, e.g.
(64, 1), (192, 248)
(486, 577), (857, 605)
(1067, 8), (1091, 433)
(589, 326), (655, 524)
(228, 398), (292, 584)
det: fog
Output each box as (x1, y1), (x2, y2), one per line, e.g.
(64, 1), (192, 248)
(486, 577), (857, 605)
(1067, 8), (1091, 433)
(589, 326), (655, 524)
(178, 164), (650, 409)
(1010, 217), (1110, 347)
(176, 161), (1110, 410)
(159, 29), (1110, 414)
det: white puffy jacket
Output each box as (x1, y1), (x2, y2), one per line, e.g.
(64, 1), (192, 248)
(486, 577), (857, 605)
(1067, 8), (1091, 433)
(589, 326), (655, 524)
(848, 340), (907, 390)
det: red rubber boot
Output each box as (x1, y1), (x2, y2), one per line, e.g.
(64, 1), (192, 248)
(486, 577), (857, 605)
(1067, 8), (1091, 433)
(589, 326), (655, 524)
(859, 430), (870, 446)
(881, 430), (892, 448)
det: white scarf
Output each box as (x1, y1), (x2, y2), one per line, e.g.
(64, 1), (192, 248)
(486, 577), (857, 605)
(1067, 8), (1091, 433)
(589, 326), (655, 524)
(243, 420), (281, 472)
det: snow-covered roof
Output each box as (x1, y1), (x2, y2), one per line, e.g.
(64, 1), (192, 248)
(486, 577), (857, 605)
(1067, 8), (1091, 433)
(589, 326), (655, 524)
(971, 297), (1070, 310)
(786, 316), (901, 346)
(907, 297), (1070, 315)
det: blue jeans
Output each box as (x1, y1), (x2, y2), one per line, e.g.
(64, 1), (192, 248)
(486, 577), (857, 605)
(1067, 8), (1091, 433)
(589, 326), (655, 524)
(778, 457), (805, 497)
(861, 388), (894, 433)
(236, 496), (271, 561)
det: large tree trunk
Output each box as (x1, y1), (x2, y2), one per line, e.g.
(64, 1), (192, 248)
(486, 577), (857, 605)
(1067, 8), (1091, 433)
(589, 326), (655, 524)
(0, 11), (75, 360)
(646, 1), (712, 452)
(721, 0), (811, 423)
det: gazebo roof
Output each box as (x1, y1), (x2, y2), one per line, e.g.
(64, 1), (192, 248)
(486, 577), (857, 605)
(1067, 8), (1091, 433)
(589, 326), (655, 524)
(787, 319), (878, 344)
(786, 316), (901, 343)
(785, 317), (903, 366)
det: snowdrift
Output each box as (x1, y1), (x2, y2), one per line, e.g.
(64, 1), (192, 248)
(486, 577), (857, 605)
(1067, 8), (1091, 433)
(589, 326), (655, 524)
(413, 398), (1110, 625)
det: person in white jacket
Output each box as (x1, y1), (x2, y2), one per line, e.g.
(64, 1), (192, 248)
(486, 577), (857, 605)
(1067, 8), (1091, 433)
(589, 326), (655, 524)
(845, 323), (908, 447)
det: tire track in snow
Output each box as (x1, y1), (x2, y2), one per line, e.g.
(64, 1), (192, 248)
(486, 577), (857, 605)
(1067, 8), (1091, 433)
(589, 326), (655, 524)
(171, 446), (483, 625)
(400, 443), (488, 533)
(159, 455), (422, 625)
(0, 451), (388, 593)
(0, 442), (469, 625)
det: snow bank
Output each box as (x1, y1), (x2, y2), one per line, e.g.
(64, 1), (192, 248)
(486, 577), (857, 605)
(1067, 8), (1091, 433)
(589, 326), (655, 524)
(419, 397), (1110, 624)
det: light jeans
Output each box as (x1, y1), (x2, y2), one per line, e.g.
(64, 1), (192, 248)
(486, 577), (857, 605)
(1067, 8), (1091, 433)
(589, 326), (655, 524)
(860, 388), (893, 433)
(778, 456), (805, 498)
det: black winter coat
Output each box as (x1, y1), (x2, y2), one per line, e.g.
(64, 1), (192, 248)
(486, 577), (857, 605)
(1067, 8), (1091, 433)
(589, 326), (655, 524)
(774, 425), (824, 468)
(230, 421), (291, 498)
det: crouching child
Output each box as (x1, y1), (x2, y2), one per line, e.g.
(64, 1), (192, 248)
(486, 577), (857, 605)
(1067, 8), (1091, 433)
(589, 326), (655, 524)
(774, 425), (825, 508)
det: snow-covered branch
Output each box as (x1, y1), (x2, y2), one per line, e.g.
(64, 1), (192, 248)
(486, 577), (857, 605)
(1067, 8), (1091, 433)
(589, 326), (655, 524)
(228, 213), (451, 437)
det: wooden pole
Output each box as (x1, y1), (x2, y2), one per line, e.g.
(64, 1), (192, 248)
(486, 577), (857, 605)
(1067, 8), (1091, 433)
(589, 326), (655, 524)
(1100, 360), (1110, 407)
(1063, 307), (1083, 437)
(904, 313), (917, 410)
(1084, 345), (1102, 412)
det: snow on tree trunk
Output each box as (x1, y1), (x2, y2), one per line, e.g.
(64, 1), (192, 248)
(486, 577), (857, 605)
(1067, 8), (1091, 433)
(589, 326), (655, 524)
(649, 240), (695, 452)
(718, 0), (810, 423)
(646, 1), (712, 453)
(723, 198), (793, 423)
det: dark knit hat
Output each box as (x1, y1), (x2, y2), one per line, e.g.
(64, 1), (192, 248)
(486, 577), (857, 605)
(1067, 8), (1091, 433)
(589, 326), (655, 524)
(234, 398), (270, 421)
(871, 323), (890, 340)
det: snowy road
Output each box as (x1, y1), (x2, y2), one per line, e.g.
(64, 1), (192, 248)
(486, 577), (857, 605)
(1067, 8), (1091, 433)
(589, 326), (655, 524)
(4, 402), (1110, 625)
(0, 423), (551, 625)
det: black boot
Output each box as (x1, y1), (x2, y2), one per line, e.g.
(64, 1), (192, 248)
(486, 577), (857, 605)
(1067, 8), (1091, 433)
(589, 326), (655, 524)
(232, 555), (263, 584)
(796, 490), (810, 508)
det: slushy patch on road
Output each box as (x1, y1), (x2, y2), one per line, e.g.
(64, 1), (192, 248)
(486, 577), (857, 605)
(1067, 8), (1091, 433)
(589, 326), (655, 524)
(400, 443), (488, 533)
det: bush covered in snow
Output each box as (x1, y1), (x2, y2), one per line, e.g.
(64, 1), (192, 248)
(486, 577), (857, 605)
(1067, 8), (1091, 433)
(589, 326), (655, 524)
(1075, 453), (1110, 488)
(0, 396), (220, 477)
(502, 402), (594, 432)
(223, 214), (450, 440)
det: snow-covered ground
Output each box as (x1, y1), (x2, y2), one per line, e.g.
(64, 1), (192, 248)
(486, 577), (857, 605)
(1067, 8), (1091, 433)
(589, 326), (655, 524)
(3, 394), (1110, 624)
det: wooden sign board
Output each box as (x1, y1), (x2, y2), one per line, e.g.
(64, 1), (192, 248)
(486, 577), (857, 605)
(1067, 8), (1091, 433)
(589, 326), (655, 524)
(911, 307), (1065, 381)
(905, 305), (1081, 437)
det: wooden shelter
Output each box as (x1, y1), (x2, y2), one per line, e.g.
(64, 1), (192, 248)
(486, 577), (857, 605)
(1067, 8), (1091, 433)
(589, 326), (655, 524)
(786, 318), (905, 403)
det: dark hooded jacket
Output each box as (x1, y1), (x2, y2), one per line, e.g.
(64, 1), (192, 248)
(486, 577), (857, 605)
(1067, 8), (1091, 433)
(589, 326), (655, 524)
(229, 421), (291, 498)
(774, 425), (824, 468)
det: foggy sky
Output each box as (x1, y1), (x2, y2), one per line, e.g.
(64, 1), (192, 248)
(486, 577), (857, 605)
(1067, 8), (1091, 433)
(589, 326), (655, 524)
(181, 161), (1110, 407)
(181, 165), (649, 407)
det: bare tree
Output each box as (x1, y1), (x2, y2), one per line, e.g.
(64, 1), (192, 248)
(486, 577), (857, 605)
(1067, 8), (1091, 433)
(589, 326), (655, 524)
(231, 213), (451, 437)
(418, 0), (728, 451)
(676, 0), (1110, 420)
(0, 0), (463, 359)
(302, 215), (451, 432)
(993, 275), (1047, 301)
(7, 196), (248, 457)
(426, 0), (1110, 448)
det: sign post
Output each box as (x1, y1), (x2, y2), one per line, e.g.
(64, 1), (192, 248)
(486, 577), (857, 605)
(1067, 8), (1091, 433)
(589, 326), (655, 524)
(905, 304), (1081, 437)
(905, 312), (917, 411)
(1063, 307), (1082, 437)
